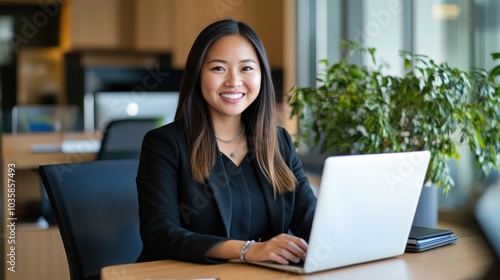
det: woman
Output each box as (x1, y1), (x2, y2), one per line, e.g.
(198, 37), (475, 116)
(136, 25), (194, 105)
(136, 19), (317, 265)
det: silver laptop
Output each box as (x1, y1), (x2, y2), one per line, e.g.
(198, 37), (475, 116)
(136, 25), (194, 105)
(247, 151), (431, 274)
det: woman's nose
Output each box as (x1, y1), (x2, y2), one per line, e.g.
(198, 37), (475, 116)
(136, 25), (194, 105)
(224, 72), (242, 88)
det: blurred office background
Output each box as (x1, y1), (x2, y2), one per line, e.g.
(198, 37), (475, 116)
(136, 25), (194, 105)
(1, 0), (498, 241)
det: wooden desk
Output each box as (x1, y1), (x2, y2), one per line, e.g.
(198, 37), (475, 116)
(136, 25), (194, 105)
(101, 236), (494, 280)
(2, 132), (100, 280)
(2, 132), (100, 169)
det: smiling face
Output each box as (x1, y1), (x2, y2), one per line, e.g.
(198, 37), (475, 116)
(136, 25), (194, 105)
(200, 34), (262, 120)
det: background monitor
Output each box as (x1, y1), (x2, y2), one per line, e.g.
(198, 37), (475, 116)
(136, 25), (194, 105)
(12, 105), (79, 134)
(91, 91), (179, 132)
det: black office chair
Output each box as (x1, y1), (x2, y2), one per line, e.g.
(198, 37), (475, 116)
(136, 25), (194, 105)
(97, 118), (159, 160)
(39, 159), (142, 280)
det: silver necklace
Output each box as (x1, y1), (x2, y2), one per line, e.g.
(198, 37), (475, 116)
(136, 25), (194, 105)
(229, 135), (243, 158)
(215, 124), (245, 143)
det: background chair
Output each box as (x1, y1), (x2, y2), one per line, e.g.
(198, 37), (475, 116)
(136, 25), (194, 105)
(39, 159), (142, 280)
(12, 104), (78, 134)
(96, 118), (159, 160)
(40, 118), (157, 226)
(474, 179), (500, 279)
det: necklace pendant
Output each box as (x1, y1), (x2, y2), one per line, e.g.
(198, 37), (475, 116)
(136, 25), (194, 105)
(230, 152), (236, 158)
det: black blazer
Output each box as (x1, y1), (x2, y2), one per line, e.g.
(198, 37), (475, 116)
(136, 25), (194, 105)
(136, 122), (317, 263)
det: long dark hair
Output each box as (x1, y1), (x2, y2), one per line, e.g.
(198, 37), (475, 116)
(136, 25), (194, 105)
(175, 19), (295, 194)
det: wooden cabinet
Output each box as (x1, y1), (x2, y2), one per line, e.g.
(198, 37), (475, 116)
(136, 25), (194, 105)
(5, 227), (69, 280)
(69, 0), (123, 49)
(17, 47), (66, 105)
(69, 0), (175, 52)
(170, 0), (283, 68)
(68, 0), (283, 68)
(133, 0), (175, 52)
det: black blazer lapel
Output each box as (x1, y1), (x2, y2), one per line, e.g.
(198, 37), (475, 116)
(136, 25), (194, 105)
(207, 152), (232, 237)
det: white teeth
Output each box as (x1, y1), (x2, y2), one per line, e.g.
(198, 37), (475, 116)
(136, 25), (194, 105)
(220, 93), (243, 99)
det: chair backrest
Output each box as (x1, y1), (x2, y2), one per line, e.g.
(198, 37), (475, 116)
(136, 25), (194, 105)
(39, 159), (142, 280)
(97, 118), (159, 160)
(12, 104), (78, 134)
(474, 179), (500, 278)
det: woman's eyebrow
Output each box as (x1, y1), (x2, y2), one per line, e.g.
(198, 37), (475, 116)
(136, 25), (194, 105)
(206, 58), (257, 64)
(240, 58), (257, 64)
(207, 59), (227, 64)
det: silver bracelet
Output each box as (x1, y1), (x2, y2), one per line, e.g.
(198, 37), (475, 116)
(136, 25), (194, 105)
(240, 240), (255, 262)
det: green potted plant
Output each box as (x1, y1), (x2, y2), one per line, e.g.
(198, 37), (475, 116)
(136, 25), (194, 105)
(289, 41), (500, 226)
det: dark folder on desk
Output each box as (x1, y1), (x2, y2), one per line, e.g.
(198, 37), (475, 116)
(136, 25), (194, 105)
(405, 226), (458, 252)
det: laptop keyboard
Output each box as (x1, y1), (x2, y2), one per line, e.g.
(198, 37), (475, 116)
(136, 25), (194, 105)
(286, 259), (305, 267)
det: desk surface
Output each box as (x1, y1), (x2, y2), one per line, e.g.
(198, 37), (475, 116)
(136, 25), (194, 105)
(101, 236), (494, 280)
(2, 132), (101, 169)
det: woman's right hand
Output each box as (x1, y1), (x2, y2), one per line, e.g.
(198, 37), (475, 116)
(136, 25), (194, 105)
(244, 233), (308, 264)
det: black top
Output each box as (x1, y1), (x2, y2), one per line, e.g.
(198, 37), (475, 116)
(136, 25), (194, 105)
(222, 154), (271, 241)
